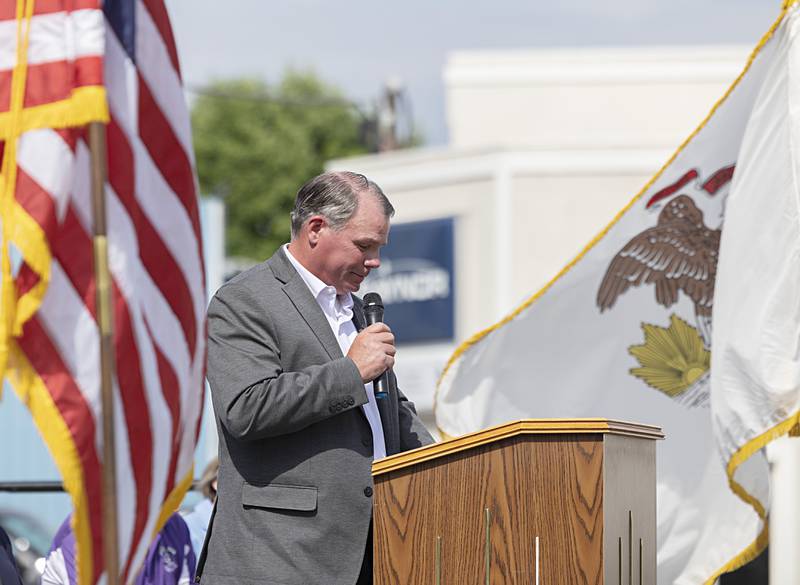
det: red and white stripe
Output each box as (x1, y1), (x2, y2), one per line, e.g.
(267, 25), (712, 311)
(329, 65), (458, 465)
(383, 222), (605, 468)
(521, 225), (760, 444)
(0, 1), (103, 112)
(6, 1), (205, 583)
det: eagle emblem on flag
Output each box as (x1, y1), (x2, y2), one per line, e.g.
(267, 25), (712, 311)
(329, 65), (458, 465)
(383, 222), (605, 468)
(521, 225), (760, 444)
(596, 166), (734, 406)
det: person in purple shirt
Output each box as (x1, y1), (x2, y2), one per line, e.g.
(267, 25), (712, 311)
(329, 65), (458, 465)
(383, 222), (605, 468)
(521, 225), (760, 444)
(41, 514), (196, 585)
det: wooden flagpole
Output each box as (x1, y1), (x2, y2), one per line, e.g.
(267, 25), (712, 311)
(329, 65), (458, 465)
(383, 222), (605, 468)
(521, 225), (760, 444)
(88, 121), (120, 585)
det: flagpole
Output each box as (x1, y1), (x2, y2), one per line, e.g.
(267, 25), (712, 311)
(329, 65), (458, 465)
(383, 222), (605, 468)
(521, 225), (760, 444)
(88, 121), (120, 585)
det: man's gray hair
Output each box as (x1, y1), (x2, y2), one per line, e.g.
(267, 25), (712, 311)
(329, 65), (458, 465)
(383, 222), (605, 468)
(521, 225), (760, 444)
(290, 171), (394, 238)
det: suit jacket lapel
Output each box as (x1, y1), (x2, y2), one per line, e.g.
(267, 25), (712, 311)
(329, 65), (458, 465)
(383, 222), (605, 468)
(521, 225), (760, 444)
(269, 248), (343, 361)
(269, 250), (374, 434)
(283, 277), (344, 360)
(351, 299), (366, 332)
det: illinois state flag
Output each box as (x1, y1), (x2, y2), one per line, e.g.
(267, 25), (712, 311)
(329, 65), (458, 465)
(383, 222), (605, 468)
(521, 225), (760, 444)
(436, 2), (800, 583)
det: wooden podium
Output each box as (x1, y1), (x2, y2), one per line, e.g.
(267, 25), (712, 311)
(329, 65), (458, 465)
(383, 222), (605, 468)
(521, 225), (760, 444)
(371, 419), (663, 585)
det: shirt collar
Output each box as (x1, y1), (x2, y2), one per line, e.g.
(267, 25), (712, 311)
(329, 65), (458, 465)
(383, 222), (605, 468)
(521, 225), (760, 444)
(283, 244), (354, 320)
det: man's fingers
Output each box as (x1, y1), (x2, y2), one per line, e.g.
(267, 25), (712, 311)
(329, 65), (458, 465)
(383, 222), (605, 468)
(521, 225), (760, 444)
(364, 322), (390, 334)
(375, 332), (395, 345)
(347, 322), (398, 381)
(358, 326), (394, 346)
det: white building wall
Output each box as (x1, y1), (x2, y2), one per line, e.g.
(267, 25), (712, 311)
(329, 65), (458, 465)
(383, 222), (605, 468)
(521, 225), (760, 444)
(445, 47), (748, 150)
(507, 159), (663, 300)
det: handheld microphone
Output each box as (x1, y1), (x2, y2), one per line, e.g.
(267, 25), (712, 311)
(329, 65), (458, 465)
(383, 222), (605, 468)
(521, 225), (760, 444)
(362, 292), (390, 400)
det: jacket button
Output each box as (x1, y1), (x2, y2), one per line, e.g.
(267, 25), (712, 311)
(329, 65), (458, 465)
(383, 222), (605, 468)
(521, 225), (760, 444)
(364, 486), (373, 497)
(347, 396), (355, 406)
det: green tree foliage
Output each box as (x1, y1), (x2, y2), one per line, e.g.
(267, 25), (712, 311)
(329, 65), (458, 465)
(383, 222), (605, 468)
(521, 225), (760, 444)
(192, 72), (368, 261)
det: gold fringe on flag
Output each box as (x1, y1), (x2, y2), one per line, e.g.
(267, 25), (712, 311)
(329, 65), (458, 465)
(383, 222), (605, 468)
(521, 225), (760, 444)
(0, 0), (108, 393)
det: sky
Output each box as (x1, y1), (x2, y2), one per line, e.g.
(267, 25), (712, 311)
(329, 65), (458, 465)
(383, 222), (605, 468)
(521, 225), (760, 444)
(164, 0), (780, 145)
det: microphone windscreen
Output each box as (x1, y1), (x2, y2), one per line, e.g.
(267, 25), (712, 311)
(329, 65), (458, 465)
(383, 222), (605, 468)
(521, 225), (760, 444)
(363, 292), (383, 310)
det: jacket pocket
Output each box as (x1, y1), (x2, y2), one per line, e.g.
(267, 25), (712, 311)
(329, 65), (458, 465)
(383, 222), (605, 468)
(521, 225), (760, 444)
(241, 482), (318, 512)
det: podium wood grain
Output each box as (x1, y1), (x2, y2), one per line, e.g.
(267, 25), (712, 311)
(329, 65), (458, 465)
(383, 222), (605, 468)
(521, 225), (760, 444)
(372, 419), (661, 585)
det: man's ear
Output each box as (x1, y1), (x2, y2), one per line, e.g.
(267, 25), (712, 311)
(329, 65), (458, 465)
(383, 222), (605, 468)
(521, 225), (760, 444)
(307, 216), (326, 246)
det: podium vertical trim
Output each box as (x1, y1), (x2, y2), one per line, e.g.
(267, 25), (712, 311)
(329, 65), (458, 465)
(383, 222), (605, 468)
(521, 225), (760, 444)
(484, 508), (491, 585)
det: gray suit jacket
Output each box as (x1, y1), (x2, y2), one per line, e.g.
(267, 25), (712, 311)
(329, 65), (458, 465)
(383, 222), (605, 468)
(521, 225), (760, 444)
(198, 248), (434, 585)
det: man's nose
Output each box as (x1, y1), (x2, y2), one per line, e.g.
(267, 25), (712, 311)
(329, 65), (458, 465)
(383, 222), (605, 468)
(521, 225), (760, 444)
(365, 255), (380, 269)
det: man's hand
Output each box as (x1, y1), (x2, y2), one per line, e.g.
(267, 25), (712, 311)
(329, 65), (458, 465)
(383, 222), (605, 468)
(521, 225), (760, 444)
(347, 323), (396, 382)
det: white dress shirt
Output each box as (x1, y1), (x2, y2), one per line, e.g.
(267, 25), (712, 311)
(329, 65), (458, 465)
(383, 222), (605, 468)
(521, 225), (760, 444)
(284, 245), (387, 459)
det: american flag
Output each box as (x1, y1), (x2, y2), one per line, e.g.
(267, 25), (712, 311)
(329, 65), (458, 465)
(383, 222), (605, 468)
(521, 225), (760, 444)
(0, 1), (206, 584)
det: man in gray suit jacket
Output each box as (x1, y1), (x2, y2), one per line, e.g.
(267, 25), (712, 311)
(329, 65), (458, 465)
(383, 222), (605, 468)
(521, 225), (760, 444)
(198, 171), (435, 585)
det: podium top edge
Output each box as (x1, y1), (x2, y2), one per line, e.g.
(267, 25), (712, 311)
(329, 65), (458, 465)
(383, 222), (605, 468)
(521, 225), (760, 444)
(372, 418), (664, 477)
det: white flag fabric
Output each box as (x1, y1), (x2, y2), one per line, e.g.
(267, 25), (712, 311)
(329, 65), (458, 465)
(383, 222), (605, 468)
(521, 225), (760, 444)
(711, 0), (800, 554)
(436, 3), (799, 583)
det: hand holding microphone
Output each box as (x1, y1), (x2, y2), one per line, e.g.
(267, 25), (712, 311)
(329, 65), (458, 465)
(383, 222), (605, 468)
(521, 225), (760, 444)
(351, 292), (398, 453)
(347, 293), (393, 397)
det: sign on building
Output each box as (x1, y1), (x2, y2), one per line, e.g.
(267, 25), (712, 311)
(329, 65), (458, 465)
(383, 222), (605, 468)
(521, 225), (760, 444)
(364, 217), (454, 343)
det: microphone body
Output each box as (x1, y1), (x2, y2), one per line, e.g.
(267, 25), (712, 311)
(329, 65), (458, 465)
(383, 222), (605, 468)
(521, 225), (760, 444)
(362, 293), (390, 400)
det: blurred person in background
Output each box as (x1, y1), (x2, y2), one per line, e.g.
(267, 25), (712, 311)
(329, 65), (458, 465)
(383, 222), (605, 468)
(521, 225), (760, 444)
(40, 514), (195, 585)
(183, 458), (218, 559)
(0, 525), (24, 585)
